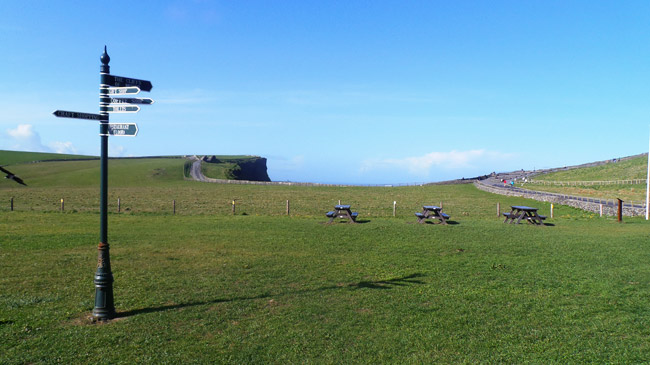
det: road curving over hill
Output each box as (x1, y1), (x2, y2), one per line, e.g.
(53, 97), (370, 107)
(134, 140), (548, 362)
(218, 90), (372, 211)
(475, 172), (646, 217)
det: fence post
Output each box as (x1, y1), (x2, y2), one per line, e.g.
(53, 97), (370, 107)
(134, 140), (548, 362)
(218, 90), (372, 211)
(173, 200), (176, 215)
(550, 204), (554, 219)
(617, 198), (623, 222)
(10, 197), (14, 211)
(393, 201), (396, 217)
(497, 202), (500, 217)
(286, 200), (290, 215)
(61, 198), (64, 212)
(232, 200), (236, 215)
(599, 204), (603, 217)
(117, 197), (121, 213)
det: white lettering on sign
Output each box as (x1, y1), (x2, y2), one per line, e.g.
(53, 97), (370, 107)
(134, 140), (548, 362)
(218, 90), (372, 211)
(107, 123), (137, 137)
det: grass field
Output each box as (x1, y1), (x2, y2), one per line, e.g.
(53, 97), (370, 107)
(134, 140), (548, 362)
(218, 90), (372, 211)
(2, 151), (650, 362)
(2, 202), (650, 363)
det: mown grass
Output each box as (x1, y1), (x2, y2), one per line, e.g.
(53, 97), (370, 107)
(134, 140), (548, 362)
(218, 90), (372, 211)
(2, 202), (650, 363)
(3, 151), (650, 362)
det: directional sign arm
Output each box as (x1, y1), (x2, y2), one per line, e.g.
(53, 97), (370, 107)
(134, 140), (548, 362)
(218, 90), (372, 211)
(100, 87), (141, 95)
(100, 97), (154, 105)
(102, 74), (152, 92)
(52, 110), (101, 120)
(107, 123), (138, 137)
(101, 105), (141, 113)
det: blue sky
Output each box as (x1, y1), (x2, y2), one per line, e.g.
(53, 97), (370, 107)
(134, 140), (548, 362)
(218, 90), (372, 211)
(1, 1), (649, 184)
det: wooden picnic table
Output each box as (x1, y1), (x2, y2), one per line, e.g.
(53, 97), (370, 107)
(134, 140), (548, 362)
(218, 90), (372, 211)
(415, 205), (450, 225)
(503, 205), (546, 225)
(326, 204), (358, 223)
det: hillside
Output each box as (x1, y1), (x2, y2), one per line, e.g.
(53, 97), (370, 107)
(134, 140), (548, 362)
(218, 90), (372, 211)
(199, 155), (270, 181)
(532, 154), (648, 181)
(0, 151), (271, 189)
(0, 150), (96, 165)
(522, 154), (648, 203)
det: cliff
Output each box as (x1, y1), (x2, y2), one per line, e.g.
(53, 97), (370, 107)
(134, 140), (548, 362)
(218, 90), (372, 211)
(201, 155), (271, 182)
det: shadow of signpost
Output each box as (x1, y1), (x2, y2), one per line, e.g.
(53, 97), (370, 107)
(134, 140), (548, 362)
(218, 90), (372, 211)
(116, 273), (426, 319)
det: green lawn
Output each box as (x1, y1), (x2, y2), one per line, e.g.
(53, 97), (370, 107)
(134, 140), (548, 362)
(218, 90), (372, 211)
(2, 151), (650, 362)
(2, 184), (650, 363)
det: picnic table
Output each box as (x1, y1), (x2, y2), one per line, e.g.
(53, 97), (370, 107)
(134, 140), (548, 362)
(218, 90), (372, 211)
(326, 204), (358, 223)
(415, 205), (450, 225)
(503, 205), (546, 225)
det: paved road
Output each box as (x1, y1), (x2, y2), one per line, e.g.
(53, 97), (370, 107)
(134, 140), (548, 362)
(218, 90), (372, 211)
(478, 173), (645, 210)
(189, 157), (210, 182)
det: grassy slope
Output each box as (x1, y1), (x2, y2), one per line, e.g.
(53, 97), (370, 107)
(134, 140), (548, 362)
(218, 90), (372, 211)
(201, 161), (238, 180)
(0, 150), (96, 165)
(534, 155), (647, 181)
(200, 156), (262, 180)
(524, 155), (648, 202)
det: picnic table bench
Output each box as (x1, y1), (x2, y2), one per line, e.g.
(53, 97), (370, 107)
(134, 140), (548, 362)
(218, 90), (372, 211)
(415, 205), (450, 224)
(503, 206), (546, 225)
(326, 204), (358, 223)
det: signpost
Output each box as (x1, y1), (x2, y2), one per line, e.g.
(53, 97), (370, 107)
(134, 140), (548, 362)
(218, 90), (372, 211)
(53, 46), (153, 321)
(52, 110), (101, 120)
(107, 123), (138, 137)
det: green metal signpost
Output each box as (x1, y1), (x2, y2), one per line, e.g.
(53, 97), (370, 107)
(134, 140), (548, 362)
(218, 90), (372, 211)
(53, 46), (153, 321)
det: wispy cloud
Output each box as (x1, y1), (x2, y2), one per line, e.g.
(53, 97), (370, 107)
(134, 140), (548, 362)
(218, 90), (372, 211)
(268, 155), (305, 171)
(361, 150), (514, 177)
(4, 124), (77, 154)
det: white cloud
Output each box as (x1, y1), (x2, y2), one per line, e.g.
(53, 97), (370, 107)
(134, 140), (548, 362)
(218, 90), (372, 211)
(7, 124), (36, 139)
(49, 141), (77, 155)
(361, 149), (514, 177)
(5, 124), (77, 154)
(6, 124), (48, 152)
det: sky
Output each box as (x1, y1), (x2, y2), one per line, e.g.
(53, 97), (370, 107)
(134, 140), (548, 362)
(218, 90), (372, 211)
(1, 1), (649, 185)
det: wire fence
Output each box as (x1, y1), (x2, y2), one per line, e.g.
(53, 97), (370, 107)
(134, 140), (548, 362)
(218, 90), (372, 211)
(527, 179), (647, 186)
(0, 186), (477, 219)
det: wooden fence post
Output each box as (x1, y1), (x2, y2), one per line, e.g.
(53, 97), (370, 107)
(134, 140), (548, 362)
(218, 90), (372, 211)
(232, 200), (236, 215)
(173, 200), (176, 215)
(286, 200), (290, 215)
(497, 202), (500, 217)
(393, 201), (396, 217)
(10, 197), (14, 211)
(61, 198), (64, 212)
(117, 197), (121, 213)
(599, 204), (603, 217)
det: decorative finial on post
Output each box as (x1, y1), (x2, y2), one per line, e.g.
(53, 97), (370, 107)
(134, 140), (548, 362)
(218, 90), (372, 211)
(101, 45), (110, 65)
